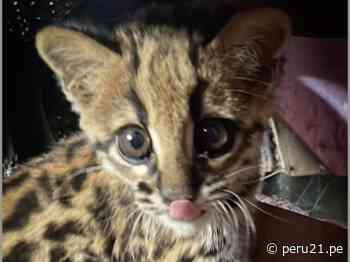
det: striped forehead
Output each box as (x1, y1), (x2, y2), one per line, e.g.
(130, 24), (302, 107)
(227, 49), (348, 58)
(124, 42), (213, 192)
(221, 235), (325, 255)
(132, 32), (198, 126)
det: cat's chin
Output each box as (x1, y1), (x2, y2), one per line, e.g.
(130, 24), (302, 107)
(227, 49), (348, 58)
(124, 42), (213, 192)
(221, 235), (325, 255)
(157, 212), (210, 238)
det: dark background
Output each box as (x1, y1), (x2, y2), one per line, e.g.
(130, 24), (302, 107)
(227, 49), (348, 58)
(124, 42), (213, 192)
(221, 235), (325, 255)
(4, 0), (347, 164)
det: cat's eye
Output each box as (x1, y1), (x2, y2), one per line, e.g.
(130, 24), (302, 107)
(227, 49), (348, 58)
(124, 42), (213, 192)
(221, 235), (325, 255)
(118, 126), (151, 163)
(194, 118), (239, 158)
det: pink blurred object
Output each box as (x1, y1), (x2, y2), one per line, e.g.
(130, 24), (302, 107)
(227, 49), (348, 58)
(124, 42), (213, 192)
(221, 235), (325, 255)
(169, 200), (202, 221)
(277, 37), (347, 176)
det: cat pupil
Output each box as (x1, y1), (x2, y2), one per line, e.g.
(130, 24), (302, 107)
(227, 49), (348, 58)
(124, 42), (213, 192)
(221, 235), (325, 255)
(127, 131), (144, 149)
(198, 121), (227, 151)
(202, 125), (226, 148)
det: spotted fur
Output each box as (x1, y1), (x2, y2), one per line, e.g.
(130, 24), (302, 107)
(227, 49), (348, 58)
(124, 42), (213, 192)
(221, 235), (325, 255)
(3, 7), (290, 262)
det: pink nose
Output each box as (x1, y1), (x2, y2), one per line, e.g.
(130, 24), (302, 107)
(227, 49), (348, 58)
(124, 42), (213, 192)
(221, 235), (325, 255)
(168, 199), (203, 221)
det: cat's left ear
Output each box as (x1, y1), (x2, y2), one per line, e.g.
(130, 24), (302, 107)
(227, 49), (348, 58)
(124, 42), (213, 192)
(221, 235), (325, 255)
(207, 8), (291, 62)
(36, 26), (123, 113)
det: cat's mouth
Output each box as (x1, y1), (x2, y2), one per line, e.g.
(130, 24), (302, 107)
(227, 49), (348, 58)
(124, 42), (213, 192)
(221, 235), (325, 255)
(167, 199), (206, 221)
(154, 198), (215, 238)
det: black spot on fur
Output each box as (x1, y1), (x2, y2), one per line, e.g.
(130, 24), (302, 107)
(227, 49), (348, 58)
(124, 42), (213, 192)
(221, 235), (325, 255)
(88, 186), (114, 232)
(4, 241), (36, 262)
(57, 181), (74, 207)
(37, 174), (53, 198)
(138, 198), (151, 204)
(54, 177), (64, 187)
(43, 221), (82, 241)
(50, 246), (71, 262)
(3, 191), (40, 231)
(71, 171), (88, 191)
(3, 172), (29, 194)
(58, 194), (73, 207)
(54, 176), (74, 207)
(66, 138), (86, 161)
(137, 182), (152, 194)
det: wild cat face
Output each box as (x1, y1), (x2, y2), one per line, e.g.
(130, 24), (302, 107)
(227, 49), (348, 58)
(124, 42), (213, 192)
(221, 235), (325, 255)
(36, 8), (290, 237)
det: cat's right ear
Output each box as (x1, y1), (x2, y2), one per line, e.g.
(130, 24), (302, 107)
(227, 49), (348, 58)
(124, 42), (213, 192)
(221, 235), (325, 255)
(36, 26), (122, 111)
(204, 8), (291, 71)
(210, 8), (291, 60)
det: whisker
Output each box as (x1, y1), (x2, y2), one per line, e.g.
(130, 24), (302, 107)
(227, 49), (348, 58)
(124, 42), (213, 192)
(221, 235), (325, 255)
(209, 204), (220, 244)
(219, 200), (239, 231)
(130, 211), (143, 239)
(143, 214), (155, 241)
(242, 168), (287, 184)
(231, 198), (251, 245)
(204, 193), (231, 203)
(224, 165), (259, 179)
(216, 200), (232, 226)
(208, 180), (227, 192)
(240, 199), (256, 237)
(260, 169), (288, 181)
(222, 190), (256, 237)
(200, 180), (227, 200)
(125, 208), (139, 222)
(243, 197), (290, 224)
(223, 200), (239, 230)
